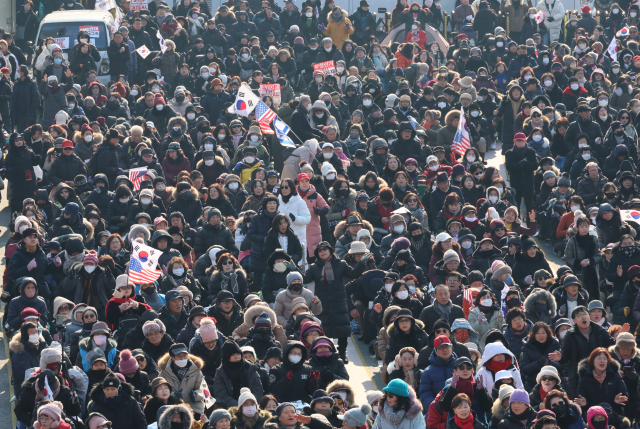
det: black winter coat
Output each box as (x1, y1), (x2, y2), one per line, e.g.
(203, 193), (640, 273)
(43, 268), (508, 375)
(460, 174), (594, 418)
(158, 305), (189, 340)
(87, 382), (148, 429)
(195, 223), (238, 258)
(577, 358), (628, 415)
(141, 333), (174, 364)
(385, 321), (430, 364)
(48, 153), (87, 185)
(168, 194), (203, 228)
(505, 145), (538, 197)
(512, 249), (553, 291)
(269, 341), (319, 403)
(14, 372), (80, 426)
(90, 143), (121, 189)
(308, 350), (349, 390)
(419, 303), (465, 335)
(188, 332), (225, 383)
(105, 198), (134, 235)
(518, 337), (562, 390)
(207, 302), (244, 337)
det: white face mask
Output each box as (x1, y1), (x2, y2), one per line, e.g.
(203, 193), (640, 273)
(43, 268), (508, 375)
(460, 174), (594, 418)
(217, 133), (226, 140)
(306, 11), (312, 16)
(438, 102), (446, 108)
(337, 66), (344, 73)
(19, 224), (28, 233)
(397, 290), (409, 300)
(543, 58), (549, 65)
(614, 8), (620, 12)
(119, 198), (129, 203)
(205, 159), (214, 166)
(529, 14), (535, 19)
(570, 83), (579, 90)
(599, 99), (608, 105)
(94, 334), (106, 345)
(465, 216), (477, 222)
(204, 143), (214, 151)
(363, 99), (372, 106)
(131, 89), (139, 96)
(69, 103), (75, 109)
(497, 42), (503, 47)
(429, 164), (439, 171)
(202, 72), (210, 78)
(559, 330), (567, 339)
(187, 113), (196, 120)
(524, 74), (532, 80)
(326, 173), (336, 180)
(475, 173), (483, 179)
(174, 358), (188, 367)
(243, 406), (257, 417)
(461, 241), (472, 249)
(323, 152), (333, 159)
(141, 198), (151, 205)
(480, 298), (493, 307)
(495, 188), (503, 194)
(471, 111), (479, 117)
(385, 283), (393, 293)
(388, 139), (394, 145)
(156, 104), (164, 111)
(570, 205), (579, 212)
(29, 333), (40, 343)
(599, 115), (608, 120)
(229, 182), (239, 190)
(393, 225), (405, 233)
(245, 156), (255, 163)
(373, 406), (379, 414)
(631, 12), (636, 17)
(289, 354), (302, 364)
(544, 80), (553, 87)
(488, 196), (498, 204)
(412, 25), (417, 30)
(173, 268), (185, 276)
(315, 112), (325, 118)
(84, 135), (93, 142)
(532, 134), (542, 142)
(315, 77), (323, 83)
(613, 68), (620, 73)
(242, 53), (250, 59)
(250, 135), (260, 142)
(85, 265), (96, 273)
(582, 153), (591, 160)
(467, 156), (476, 162)
(274, 262), (287, 273)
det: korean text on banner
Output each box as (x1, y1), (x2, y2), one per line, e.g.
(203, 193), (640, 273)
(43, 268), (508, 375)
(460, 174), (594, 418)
(314, 60), (336, 76)
(259, 83), (281, 106)
(53, 37), (69, 49)
(130, 0), (146, 11)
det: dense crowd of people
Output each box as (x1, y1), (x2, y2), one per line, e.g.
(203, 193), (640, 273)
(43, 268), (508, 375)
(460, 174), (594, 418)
(6, 0), (640, 427)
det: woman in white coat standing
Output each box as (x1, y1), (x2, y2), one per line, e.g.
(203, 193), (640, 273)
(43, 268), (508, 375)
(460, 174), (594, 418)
(281, 139), (319, 181)
(278, 178), (312, 261)
(536, 0), (564, 45)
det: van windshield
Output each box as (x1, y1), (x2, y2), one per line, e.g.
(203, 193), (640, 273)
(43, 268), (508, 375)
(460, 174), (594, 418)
(38, 22), (108, 51)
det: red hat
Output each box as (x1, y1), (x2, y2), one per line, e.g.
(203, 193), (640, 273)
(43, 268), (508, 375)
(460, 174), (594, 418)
(81, 123), (92, 134)
(114, 81), (127, 98)
(0, 67), (10, 74)
(21, 307), (40, 321)
(153, 93), (165, 106)
(297, 173), (310, 182)
(633, 56), (640, 63)
(434, 335), (452, 349)
(61, 139), (73, 149)
(514, 132), (527, 141)
(97, 117), (106, 127)
(457, 34), (468, 40)
(581, 4), (590, 13)
(629, 265), (640, 279)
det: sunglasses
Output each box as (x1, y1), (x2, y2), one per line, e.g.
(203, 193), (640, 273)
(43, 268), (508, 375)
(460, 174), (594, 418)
(532, 113), (541, 118)
(456, 364), (473, 370)
(222, 260), (233, 265)
(385, 393), (397, 399)
(281, 186), (289, 190)
(540, 376), (556, 382)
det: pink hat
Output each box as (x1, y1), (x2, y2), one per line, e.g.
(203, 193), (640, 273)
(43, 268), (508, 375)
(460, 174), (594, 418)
(154, 217), (167, 228)
(34, 401), (63, 429)
(312, 337), (333, 351)
(514, 132), (527, 141)
(118, 349), (139, 375)
(199, 317), (218, 342)
(491, 260), (504, 272)
(114, 372), (126, 382)
(84, 250), (98, 265)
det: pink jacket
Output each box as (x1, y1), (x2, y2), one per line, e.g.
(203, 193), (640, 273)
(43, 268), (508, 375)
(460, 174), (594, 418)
(298, 184), (329, 257)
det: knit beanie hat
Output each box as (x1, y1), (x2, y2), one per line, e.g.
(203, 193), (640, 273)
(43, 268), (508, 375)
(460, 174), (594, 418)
(287, 271), (303, 286)
(499, 385), (515, 402)
(118, 349), (139, 374)
(510, 389), (530, 405)
(443, 249), (460, 264)
(616, 332), (636, 349)
(84, 250), (99, 265)
(143, 319), (166, 336)
(199, 318), (218, 342)
(238, 387), (257, 408)
(366, 390), (384, 405)
(491, 262), (512, 281)
(210, 409), (232, 427)
(34, 401), (63, 429)
(255, 311), (272, 329)
(383, 379), (410, 397)
(536, 365), (561, 384)
(344, 404), (372, 428)
(103, 373), (121, 390)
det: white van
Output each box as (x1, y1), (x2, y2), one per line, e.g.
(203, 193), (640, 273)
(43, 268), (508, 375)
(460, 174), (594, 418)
(35, 10), (115, 84)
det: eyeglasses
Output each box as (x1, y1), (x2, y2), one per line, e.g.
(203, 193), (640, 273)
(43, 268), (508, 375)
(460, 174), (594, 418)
(456, 364), (473, 370)
(222, 260), (233, 265)
(435, 328), (448, 335)
(538, 276), (550, 281)
(540, 376), (557, 382)
(84, 313), (96, 320)
(621, 116), (629, 120)
(63, 147), (73, 151)
(281, 186), (289, 190)
(532, 113), (541, 118)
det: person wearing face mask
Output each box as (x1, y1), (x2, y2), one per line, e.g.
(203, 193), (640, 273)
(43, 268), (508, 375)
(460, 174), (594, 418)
(269, 340), (320, 402)
(77, 321), (118, 371)
(87, 370), (148, 429)
(7, 277), (48, 334)
(104, 184), (134, 234)
(9, 320), (48, 398)
(105, 274), (152, 333)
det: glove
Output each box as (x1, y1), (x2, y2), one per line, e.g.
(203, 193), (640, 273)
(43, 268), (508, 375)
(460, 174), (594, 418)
(547, 15), (554, 21)
(626, 370), (639, 381)
(289, 213), (296, 222)
(537, 356), (548, 366)
(450, 373), (459, 388)
(625, 307), (631, 317)
(119, 302), (130, 312)
(174, 390), (183, 399)
(341, 207), (351, 218)
(345, 22), (350, 29)
(318, 24), (326, 31)
(118, 168), (125, 175)
(27, 258), (37, 271)
(524, 275), (533, 285)
(286, 371), (293, 381)
(559, 304), (567, 316)
(86, 176), (93, 184)
(477, 375), (484, 390)
(309, 370), (321, 383)
(314, 207), (321, 215)
(284, 261), (297, 270)
(190, 390), (197, 402)
(359, 253), (372, 264)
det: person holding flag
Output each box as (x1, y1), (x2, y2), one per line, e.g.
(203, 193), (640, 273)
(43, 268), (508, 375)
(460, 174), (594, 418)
(504, 132), (538, 220)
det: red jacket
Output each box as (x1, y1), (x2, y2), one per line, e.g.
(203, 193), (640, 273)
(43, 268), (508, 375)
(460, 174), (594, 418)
(406, 29), (427, 49)
(427, 390), (448, 429)
(395, 50), (413, 69)
(556, 211), (575, 238)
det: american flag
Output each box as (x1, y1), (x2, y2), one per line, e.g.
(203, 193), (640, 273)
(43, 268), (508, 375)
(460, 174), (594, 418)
(129, 254), (162, 284)
(463, 289), (474, 309)
(255, 100), (276, 134)
(452, 107), (471, 156)
(129, 167), (147, 191)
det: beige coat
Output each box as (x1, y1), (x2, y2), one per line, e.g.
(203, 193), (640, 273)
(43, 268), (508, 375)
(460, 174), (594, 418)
(158, 353), (206, 414)
(281, 140), (318, 181)
(232, 303), (288, 346)
(500, 0), (533, 32)
(273, 288), (323, 327)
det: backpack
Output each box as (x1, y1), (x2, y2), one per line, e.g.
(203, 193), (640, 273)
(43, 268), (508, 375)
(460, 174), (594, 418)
(282, 146), (298, 162)
(115, 313), (140, 347)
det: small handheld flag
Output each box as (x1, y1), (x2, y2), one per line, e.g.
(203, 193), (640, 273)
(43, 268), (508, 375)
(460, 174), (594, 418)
(608, 37), (618, 61)
(255, 100), (276, 134)
(129, 167), (147, 191)
(451, 107), (471, 156)
(129, 242), (162, 284)
(275, 118), (295, 147)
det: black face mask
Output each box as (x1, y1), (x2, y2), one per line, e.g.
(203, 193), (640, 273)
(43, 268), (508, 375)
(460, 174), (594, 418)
(616, 131), (625, 136)
(83, 321), (96, 331)
(551, 403), (567, 416)
(507, 297), (520, 307)
(289, 283), (302, 292)
(142, 286), (156, 295)
(176, 95), (185, 102)
(606, 192), (616, 199)
(412, 233), (423, 242)
(592, 420), (607, 429)
(171, 420), (191, 429)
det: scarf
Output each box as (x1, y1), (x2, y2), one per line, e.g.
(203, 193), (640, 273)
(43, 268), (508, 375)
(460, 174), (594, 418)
(321, 257), (335, 282)
(169, 274), (187, 288)
(485, 356), (512, 373)
(539, 384), (551, 402)
(566, 292), (578, 302)
(457, 377), (476, 403)
(433, 300), (452, 316)
(232, 132), (243, 149)
(171, 359), (191, 383)
(454, 415), (475, 429)
(510, 97), (523, 120)
(593, 369), (606, 384)
(64, 251), (85, 273)
(383, 401), (406, 425)
(422, 119), (437, 129)
(108, 247), (128, 261)
(220, 270), (239, 293)
(376, 198), (395, 229)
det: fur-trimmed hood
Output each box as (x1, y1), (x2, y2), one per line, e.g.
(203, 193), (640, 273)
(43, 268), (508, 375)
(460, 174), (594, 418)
(53, 296), (74, 317)
(492, 398), (508, 421)
(244, 302), (277, 328)
(577, 356), (621, 377)
(171, 185), (199, 201)
(386, 318), (425, 337)
(157, 352), (205, 371)
(129, 224), (151, 243)
(73, 131), (104, 147)
(357, 175), (387, 189)
(334, 218), (374, 239)
(378, 385), (423, 420)
(523, 288), (557, 317)
(327, 380), (356, 407)
(158, 403), (194, 429)
(168, 116), (188, 131)
(445, 110), (460, 128)
(10, 331), (45, 354)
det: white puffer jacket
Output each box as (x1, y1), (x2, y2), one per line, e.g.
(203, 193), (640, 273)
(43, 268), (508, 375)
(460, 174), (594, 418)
(277, 194), (311, 242)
